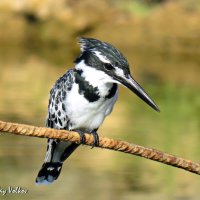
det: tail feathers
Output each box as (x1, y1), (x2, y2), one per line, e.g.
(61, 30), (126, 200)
(36, 140), (79, 184)
(36, 162), (62, 185)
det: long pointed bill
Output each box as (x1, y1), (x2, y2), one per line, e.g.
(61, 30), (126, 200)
(117, 75), (160, 112)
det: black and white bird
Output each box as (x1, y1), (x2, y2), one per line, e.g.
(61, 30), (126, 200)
(36, 37), (159, 184)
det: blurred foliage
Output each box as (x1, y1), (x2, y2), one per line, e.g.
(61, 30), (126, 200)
(1, 0), (200, 56)
(142, 0), (168, 4)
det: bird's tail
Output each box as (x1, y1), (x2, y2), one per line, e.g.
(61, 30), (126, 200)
(36, 162), (63, 184)
(36, 139), (79, 184)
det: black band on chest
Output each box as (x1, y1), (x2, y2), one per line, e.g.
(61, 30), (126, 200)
(105, 83), (117, 99)
(74, 70), (100, 102)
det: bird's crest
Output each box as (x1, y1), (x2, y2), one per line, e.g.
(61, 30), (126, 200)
(79, 37), (103, 53)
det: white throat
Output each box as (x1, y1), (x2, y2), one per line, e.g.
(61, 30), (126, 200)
(75, 60), (117, 87)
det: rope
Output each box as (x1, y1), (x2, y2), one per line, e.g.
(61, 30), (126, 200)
(0, 120), (199, 175)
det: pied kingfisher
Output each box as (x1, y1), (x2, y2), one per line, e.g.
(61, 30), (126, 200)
(36, 37), (159, 184)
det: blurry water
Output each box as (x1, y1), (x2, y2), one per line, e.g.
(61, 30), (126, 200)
(0, 46), (200, 200)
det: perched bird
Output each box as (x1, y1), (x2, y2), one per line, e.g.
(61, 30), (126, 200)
(36, 37), (159, 184)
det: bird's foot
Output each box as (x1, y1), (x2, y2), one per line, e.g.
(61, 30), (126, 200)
(73, 129), (86, 144)
(72, 129), (99, 147)
(90, 130), (99, 148)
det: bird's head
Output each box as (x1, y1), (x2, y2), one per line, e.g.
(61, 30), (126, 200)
(74, 37), (160, 112)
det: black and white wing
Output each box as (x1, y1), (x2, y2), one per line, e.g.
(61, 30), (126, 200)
(46, 69), (74, 130)
(36, 69), (78, 184)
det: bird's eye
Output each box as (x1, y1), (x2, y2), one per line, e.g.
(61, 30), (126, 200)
(115, 61), (119, 66)
(104, 63), (114, 71)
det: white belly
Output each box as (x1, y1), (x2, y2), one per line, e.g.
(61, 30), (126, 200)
(65, 83), (118, 131)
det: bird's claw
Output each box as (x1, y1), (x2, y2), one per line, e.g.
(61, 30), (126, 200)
(73, 129), (99, 147)
(90, 131), (99, 148)
(74, 129), (86, 144)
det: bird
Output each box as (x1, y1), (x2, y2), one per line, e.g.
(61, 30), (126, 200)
(35, 37), (160, 184)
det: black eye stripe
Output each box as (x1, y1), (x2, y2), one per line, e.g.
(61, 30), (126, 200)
(104, 63), (114, 71)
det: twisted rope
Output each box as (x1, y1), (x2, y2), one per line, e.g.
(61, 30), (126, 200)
(0, 120), (199, 175)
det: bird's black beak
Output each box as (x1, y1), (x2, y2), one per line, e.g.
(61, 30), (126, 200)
(116, 75), (160, 112)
